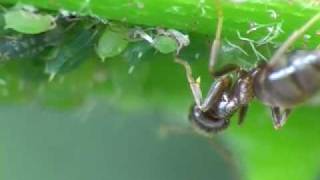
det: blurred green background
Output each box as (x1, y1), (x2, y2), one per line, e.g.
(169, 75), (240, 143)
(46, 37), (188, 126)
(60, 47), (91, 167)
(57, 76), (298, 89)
(1, 0), (320, 180)
(0, 101), (237, 180)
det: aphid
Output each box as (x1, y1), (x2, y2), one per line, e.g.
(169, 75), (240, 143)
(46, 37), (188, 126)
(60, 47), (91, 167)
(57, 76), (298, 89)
(4, 5), (56, 34)
(95, 24), (129, 61)
(175, 0), (320, 133)
(156, 28), (190, 53)
(153, 35), (178, 54)
(131, 27), (189, 54)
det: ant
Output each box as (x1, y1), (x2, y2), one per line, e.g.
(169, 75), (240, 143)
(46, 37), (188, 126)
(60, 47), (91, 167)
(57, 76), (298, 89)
(175, 0), (320, 133)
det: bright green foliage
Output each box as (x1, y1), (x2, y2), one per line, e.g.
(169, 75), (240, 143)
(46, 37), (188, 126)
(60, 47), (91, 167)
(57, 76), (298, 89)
(95, 26), (129, 61)
(153, 35), (178, 54)
(4, 7), (55, 34)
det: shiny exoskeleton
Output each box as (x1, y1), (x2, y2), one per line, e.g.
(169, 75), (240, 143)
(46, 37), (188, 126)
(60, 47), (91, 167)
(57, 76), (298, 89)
(187, 69), (255, 133)
(254, 51), (320, 108)
(253, 50), (320, 129)
(176, 0), (320, 133)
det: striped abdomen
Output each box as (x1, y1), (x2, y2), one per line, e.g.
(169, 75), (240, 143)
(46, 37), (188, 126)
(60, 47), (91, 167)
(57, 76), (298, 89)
(254, 51), (320, 108)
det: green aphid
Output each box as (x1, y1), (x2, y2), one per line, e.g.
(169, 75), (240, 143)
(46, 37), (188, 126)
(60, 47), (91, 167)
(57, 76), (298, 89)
(95, 25), (129, 61)
(4, 6), (56, 34)
(45, 21), (101, 81)
(153, 35), (178, 54)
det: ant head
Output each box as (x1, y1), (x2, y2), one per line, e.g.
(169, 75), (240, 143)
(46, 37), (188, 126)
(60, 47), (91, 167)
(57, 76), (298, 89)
(188, 104), (230, 134)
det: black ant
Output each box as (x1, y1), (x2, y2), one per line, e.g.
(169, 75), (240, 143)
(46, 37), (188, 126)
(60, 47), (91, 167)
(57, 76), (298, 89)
(175, 0), (320, 133)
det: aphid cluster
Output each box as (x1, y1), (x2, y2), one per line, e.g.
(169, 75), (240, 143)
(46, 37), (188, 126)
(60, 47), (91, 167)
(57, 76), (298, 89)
(0, 4), (190, 79)
(176, 0), (320, 133)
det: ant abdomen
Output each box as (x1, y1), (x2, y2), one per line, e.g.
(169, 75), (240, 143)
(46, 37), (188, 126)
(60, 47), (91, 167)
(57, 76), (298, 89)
(254, 51), (320, 108)
(189, 104), (230, 133)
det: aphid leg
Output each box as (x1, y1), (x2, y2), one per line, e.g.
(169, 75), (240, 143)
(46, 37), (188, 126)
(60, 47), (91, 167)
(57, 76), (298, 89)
(238, 105), (248, 125)
(269, 12), (320, 65)
(208, 0), (223, 77)
(175, 58), (203, 107)
(270, 107), (291, 129)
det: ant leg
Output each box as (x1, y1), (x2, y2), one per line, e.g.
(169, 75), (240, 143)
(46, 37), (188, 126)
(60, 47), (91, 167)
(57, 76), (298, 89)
(198, 65), (250, 118)
(269, 12), (320, 65)
(175, 58), (203, 107)
(270, 107), (291, 129)
(201, 76), (232, 111)
(209, 0), (223, 77)
(238, 105), (248, 125)
(175, 57), (232, 112)
(233, 70), (253, 125)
